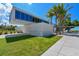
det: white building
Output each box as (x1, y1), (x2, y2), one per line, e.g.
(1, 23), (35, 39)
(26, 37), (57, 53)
(10, 6), (54, 36)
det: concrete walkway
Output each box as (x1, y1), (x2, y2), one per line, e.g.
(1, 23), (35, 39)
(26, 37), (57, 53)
(42, 35), (79, 56)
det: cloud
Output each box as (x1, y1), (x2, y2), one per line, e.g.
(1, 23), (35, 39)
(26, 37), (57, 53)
(0, 3), (12, 24)
(1, 3), (12, 12)
(28, 3), (32, 5)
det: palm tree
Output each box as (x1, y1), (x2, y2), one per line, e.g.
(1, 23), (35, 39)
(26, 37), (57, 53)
(47, 4), (60, 34)
(47, 9), (54, 24)
(47, 3), (72, 34)
(55, 4), (73, 34)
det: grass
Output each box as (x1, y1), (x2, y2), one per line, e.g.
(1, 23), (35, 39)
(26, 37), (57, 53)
(0, 35), (62, 56)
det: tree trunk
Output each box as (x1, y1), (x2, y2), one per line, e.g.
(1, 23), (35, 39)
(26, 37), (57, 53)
(56, 17), (59, 35)
(50, 17), (54, 33)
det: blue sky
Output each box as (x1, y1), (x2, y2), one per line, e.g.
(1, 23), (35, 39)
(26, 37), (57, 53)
(12, 3), (79, 24)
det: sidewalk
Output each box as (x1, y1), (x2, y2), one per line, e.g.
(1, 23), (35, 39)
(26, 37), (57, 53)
(0, 35), (6, 38)
(42, 35), (79, 56)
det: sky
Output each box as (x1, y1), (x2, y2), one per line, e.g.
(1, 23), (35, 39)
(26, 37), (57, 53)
(0, 3), (79, 24)
(0, 3), (12, 24)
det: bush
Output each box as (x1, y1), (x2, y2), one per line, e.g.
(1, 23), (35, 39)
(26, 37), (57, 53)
(0, 29), (18, 35)
(17, 31), (23, 33)
(0, 31), (2, 35)
(10, 31), (13, 34)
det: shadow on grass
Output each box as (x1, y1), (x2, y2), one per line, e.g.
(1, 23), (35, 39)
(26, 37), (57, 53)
(45, 35), (56, 38)
(5, 35), (35, 43)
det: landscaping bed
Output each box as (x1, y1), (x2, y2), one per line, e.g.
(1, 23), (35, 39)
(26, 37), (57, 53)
(0, 35), (62, 56)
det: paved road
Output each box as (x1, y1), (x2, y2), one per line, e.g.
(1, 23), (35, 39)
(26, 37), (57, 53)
(42, 34), (79, 56)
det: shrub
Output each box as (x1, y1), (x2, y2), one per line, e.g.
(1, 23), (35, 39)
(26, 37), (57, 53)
(0, 31), (2, 35)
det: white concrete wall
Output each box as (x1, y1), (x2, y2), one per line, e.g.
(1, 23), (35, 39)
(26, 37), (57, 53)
(20, 23), (53, 36)
(41, 23), (53, 36)
(28, 23), (43, 36)
(10, 7), (15, 24)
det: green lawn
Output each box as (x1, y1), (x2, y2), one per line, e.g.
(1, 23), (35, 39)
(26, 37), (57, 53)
(0, 35), (62, 56)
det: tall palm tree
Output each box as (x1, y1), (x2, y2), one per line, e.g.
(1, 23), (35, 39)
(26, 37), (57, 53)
(47, 9), (54, 24)
(47, 3), (73, 34)
(58, 4), (72, 34)
(47, 9), (55, 33)
(47, 5), (60, 34)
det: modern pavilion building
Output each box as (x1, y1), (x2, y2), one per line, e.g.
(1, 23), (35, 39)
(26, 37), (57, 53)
(10, 6), (53, 36)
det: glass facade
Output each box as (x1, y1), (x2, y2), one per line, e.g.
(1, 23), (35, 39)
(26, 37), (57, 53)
(15, 10), (34, 22)
(15, 10), (48, 23)
(15, 10), (20, 19)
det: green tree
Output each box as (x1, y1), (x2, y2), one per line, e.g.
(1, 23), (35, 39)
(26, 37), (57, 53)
(72, 20), (79, 26)
(65, 19), (72, 26)
(47, 3), (72, 34)
(65, 19), (73, 32)
(65, 19), (79, 32)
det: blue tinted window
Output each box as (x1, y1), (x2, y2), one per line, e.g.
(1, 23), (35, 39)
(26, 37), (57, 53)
(20, 13), (25, 20)
(23, 13), (26, 20)
(28, 16), (33, 21)
(15, 10), (21, 19)
(15, 10), (36, 22)
(25, 14), (29, 20)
